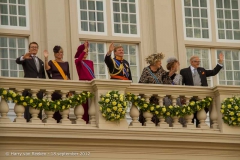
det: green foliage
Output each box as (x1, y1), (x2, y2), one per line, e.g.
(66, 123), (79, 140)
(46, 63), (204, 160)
(221, 97), (240, 126)
(0, 88), (94, 112)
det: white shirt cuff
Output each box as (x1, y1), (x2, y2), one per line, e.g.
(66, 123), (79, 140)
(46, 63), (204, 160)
(218, 63), (223, 67)
(20, 56), (25, 61)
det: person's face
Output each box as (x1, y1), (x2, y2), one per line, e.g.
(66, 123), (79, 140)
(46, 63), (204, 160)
(114, 47), (124, 57)
(154, 60), (162, 69)
(55, 48), (63, 59)
(190, 57), (201, 68)
(172, 62), (180, 72)
(83, 50), (88, 59)
(29, 44), (38, 55)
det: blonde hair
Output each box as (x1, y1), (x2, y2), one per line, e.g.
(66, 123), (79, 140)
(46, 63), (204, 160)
(114, 46), (123, 52)
(146, 52), (165, 65)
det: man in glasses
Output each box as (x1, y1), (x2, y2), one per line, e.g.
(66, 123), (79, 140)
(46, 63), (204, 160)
(180, 53), (224, 127)
(16, 42), (46, 122)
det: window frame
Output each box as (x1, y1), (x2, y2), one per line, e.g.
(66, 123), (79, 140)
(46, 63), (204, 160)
(214, 0), (240, 43)
(216, 49), (240, 85)
(182, 0), (212, 41)
(0, 0), (30, 30)
(0, 36), (28, 77)
(77, 0), (108, 35)
(110, 0), (140, 37)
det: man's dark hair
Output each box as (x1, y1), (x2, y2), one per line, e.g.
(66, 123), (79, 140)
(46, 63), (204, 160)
(28, 42), (39, 49)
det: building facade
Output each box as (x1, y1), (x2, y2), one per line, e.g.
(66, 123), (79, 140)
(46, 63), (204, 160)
(0, 0), (240, 85)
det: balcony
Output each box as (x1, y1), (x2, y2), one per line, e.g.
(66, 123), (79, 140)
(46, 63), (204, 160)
(0, 77), (240, 160)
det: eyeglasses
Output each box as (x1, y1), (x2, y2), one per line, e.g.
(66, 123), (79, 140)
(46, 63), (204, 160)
(30, 46), (38, 49)
(193, 61), (201, 63)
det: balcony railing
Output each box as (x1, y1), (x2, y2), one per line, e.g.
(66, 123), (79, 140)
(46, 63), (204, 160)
(0, 77), (239, 134)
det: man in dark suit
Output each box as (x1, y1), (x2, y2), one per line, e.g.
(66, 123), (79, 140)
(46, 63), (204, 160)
(16, 42), (46, 122)
(180, 53), (224, 127)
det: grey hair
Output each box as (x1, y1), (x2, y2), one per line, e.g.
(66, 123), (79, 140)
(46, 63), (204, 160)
(167, 57), (178, 64)
(146, 52), (165, 65)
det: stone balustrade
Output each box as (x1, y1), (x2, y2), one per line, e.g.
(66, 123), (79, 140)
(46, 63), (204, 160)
(1, 77), (240, 160)
(0, 77), (239, 134)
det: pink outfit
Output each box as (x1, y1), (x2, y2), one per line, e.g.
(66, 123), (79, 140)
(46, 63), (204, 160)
(75, 44), (94, 80)
(75, 44), (95, 124)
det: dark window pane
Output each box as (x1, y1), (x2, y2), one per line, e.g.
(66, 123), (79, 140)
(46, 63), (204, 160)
(114, 13), (120, 22)
(81, 21), (88, 31)
(18, 0), (25, 4)
(97, 23), (104, 32)
(122, 24), (129, 34)
(200, 0), (207, 7)
(113, 3), (120, 12)
(114, 24), (121, 33)
(1, 15), (8, 25)
(121, 3), (128, 12)
(0, 37), (8, 47)
(97, 12), (103, 21)
(96, 1), (103, 11)
(0, 48), (8, 58)
(88, 1), (95, 10)
(9, 5), (17, 15)
(89, 22), (96, 31)
(89, 12), (95, 21)
(216, 0), (223, 8)
(80, 11), (87, 20)
(130, 25), (137, 34)
(19, 17), (26, 26)
(80, 0), (87, 9)
(224, 0), (230, 9)
(10, 16), (17, 26)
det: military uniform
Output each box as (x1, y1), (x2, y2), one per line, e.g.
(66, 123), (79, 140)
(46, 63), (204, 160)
(105, 55), (132, 80)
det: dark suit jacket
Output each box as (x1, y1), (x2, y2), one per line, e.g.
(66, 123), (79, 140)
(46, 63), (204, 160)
(180, 64), (222, 86)
(16, 56), (46, 78)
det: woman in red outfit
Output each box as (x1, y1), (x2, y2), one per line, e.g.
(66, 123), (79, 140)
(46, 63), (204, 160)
(75, 41), (95, 123)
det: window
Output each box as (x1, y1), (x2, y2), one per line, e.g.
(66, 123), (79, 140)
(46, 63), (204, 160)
(78, 0), (106, 34)
(186, 48), (213, 86)
(217, 50), (240, 85)
(87, 42), (108, 79)
(0, 0), (29, 29)
(183, 0), (210, 39)
(112, 0), (139, 36)
(0, 36), (26, 77)
(215, 0), (240, 41)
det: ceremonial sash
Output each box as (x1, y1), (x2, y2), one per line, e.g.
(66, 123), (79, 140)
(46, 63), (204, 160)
(113, 59), (129, 78)
(146, 67), (160, 84)
(82, 61), (95, 79)
(52, 60), (68, 80)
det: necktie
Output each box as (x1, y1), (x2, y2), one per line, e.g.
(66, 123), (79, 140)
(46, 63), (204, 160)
(32, 55), (40, 72)
(193, 68), (201, 86)
(193, 69), (197, 75)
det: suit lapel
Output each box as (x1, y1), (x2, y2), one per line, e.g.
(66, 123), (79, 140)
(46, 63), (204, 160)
(187, 67), (194, 85)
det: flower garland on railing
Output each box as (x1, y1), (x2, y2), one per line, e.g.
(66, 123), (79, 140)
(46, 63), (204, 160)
(126, 93), (212, 118)
(0, 88), (94, 111)
(221, 96), (240, 126)
(98, 90), (127, 122)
